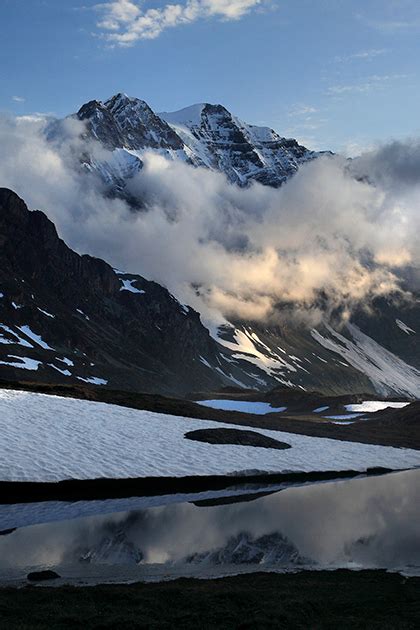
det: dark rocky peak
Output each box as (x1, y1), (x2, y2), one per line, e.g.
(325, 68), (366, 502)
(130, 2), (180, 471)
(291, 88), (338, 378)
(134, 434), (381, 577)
(104, 92), (151, 119)
(200, 103), (249, 142)
(77, 99), (107, 120)
(76, 93), (184, 151)
(0, 188), (120, 299)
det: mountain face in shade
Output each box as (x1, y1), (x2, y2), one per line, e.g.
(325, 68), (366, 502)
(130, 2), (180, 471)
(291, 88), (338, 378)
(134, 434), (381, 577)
(77, 94), (184, 153)
(0, 188), (269, 395)
(68, 93), (325, 192)
(1, 187), (420, 398)
(160, 102), (323, 187)
(185, 531), (309, 566)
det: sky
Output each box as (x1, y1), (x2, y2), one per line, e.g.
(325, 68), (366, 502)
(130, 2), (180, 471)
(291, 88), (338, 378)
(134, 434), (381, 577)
(1, 0), (420, 154)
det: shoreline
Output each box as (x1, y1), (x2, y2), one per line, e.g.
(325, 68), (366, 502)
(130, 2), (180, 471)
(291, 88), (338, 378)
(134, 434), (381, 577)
(0, 466), (398, 504)
(1, 562), (419, 590)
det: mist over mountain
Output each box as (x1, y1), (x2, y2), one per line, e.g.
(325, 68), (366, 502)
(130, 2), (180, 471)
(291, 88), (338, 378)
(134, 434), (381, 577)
(0, 94), (420, 396)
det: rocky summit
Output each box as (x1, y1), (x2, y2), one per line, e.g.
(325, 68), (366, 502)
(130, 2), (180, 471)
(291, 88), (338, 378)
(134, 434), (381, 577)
(67, 92), (326, 192)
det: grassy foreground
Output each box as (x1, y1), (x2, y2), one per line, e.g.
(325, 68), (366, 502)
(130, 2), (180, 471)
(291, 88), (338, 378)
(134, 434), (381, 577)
(0, 570), (420, 629)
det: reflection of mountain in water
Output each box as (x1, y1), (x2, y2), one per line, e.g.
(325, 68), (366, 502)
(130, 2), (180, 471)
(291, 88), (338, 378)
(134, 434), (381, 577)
(184, 532), (310, 566)
(77, 529), (143, 566)
(71, 527), (310, 569)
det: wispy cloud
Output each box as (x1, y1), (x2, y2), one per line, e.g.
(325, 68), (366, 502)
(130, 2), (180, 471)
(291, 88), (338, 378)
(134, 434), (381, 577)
(356, 4), (420, 33)
(334, 48), (387, 63)
(285, 119), (327, 134)
(327, 74), (409, 96)
(12, 96), (25, 103)
(365, 18), (420, 32)
(288, 104), (318, 117)
(95, 0), (264, 46)
(342, 140), (376, 159)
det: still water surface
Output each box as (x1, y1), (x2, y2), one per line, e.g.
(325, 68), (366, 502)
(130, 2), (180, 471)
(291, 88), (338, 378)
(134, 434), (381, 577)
(1, 469), (419, 580)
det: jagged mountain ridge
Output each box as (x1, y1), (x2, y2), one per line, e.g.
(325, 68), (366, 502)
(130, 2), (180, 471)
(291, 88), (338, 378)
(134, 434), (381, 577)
(69, 92), (324, 191)
(1, 188), (419, 397)
(185, 531), (309, 566)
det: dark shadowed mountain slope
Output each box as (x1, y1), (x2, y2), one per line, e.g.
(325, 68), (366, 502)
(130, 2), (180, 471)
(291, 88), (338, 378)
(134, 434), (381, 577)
(1, 188), (419, 397)
(0, 188), (268, 395)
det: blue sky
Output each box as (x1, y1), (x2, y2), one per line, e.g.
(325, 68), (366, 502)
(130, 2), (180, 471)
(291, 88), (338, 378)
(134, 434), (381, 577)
(1, 0), (420, 154)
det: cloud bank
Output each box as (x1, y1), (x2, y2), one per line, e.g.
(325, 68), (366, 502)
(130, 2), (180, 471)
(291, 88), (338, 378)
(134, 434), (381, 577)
(95, 0), (263, 45)
(0, 113), (419, 326)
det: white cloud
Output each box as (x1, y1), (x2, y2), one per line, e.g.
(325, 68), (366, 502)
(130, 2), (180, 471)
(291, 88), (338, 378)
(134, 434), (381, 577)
(94, 0), (263, 45)
(12, 96), (25, 103)
(334, 49), (387, 63)
(1, 114), (419, 325)
(288, 104), (318, 117)
(327, 74), (409, 96)
(340, 140), (376, 158)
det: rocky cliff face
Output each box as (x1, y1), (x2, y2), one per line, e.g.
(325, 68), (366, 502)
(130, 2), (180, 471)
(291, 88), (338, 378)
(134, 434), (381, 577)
(0, 188), (268, 395)
(160, 102), (324, 187)
(78, 94), (184, 152)
(65, 93), (324, 194)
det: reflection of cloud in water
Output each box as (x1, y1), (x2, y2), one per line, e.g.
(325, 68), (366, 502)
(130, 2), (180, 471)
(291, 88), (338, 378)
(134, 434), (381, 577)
(1, 470), (420, 573)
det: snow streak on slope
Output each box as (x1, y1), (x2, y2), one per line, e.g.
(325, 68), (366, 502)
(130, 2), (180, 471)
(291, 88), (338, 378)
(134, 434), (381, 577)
(213, 325), (306, 388)
(159, 102), (320, 187)
(0, 390), (418, 482)
(312, 323), (420, 397)
(396, 319), (416, 335)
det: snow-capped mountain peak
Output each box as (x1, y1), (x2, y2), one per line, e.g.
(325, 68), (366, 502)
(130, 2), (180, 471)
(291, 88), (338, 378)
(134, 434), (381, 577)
(76, 93), (184, 152)
(159, 102), (322, 187)
(71, 93), (323, 189)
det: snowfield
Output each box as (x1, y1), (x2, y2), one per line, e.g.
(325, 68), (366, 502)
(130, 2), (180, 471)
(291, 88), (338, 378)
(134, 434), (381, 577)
(0, 389), (419, 482)
(345, 401), (410, 413)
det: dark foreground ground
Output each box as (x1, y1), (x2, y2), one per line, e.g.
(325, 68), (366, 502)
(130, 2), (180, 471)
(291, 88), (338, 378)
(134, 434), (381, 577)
(0, 570), (419, 629)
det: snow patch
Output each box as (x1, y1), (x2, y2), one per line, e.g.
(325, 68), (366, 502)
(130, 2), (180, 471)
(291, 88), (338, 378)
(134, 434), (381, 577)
(37, 308), (55, 318)
(17, 325), (53, 350)
(119, 279), (145, 294)
(396, 319), (416, 335)
(76, 309), (90, 320)
(325, 414), (364, 421)
(48, 364), (72, 377)
(0, 356), (41, 371)
(0, 325), (33, 348)
(76, 376), (108, 385)
(345, 401), (410, 413)
(159, 103), (205, 127)
(57, 357), (74, 367)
